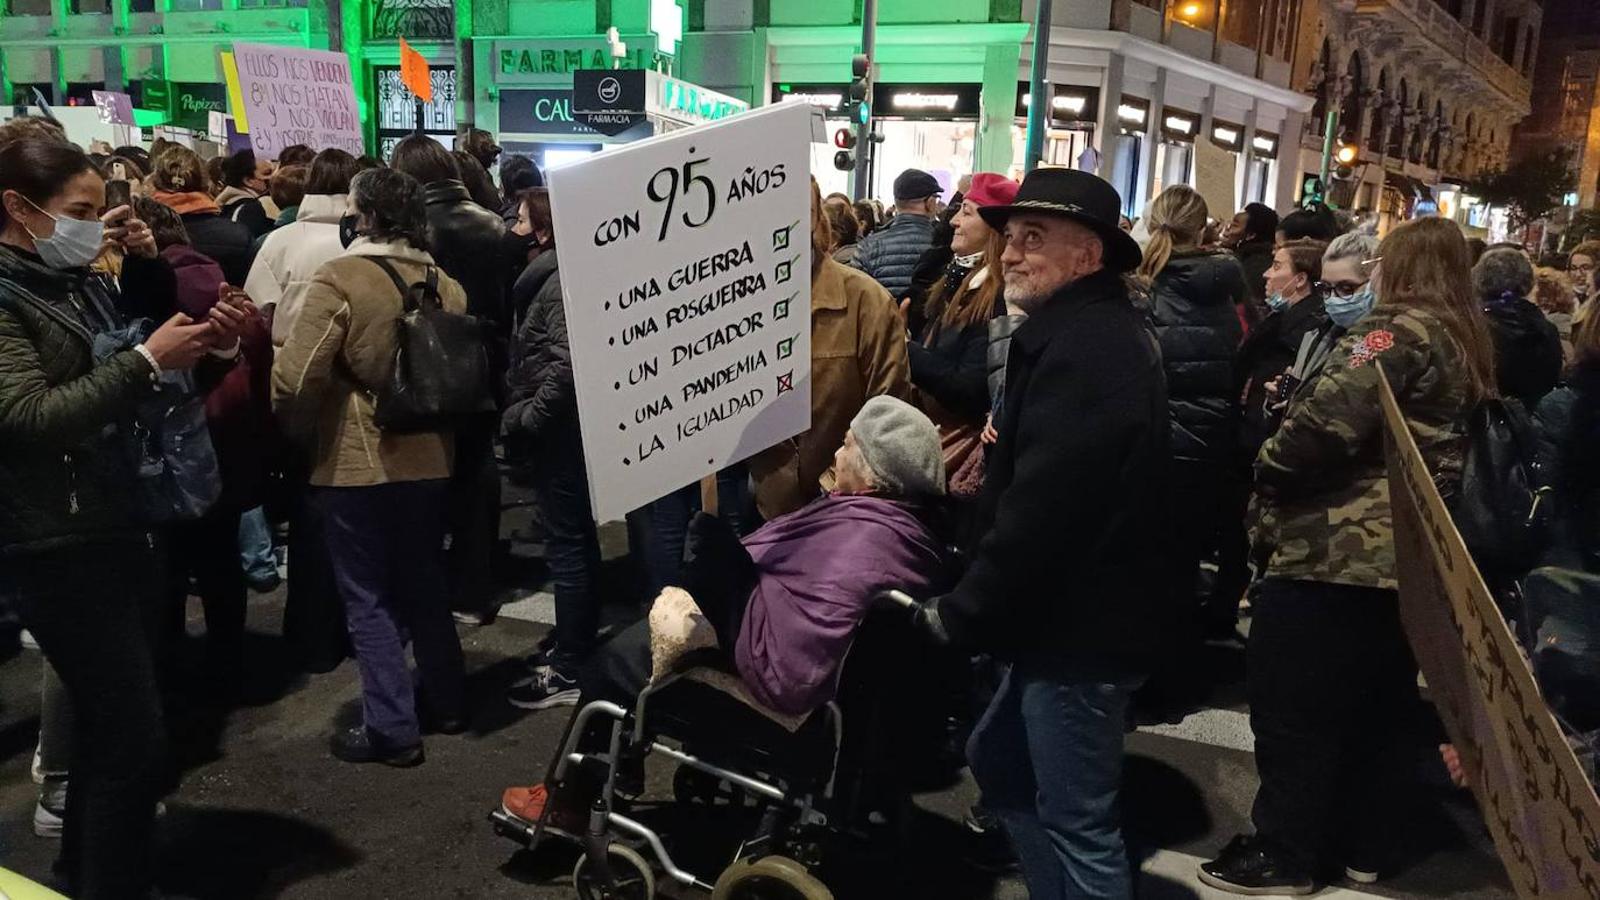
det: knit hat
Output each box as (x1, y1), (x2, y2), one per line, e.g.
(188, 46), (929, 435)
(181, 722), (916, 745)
(893, 168), (942, 202)
(849, 396), (946, 497)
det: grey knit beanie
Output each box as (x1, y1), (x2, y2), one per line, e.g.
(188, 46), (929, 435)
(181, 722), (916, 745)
(849, 396), (946, 497)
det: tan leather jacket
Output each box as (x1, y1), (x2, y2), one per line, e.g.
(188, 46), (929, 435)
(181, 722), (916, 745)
(748, 258), (911, 518)
(270, 239), (469, 487)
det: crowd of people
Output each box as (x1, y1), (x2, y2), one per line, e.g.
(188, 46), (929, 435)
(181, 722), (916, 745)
(0, 106), (1597, 900)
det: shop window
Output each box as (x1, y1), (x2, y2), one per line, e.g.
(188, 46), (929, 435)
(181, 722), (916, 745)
(70, 0), (109, 13)
(6, 0), (52, 15)
(1154, 140), (1194, 197)
(64, 82), (103, 106)
(167, 0), (224, 10)
(128, 0), (154, 10)
(239, 0), (309, 7)
(1169, 0), (1217, 31)
(10, 82), (53, 104)
(1221, 0), (1265, 49)
(1114, 134), (1142, 217)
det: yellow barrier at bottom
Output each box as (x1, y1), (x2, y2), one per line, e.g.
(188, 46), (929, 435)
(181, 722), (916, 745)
(1380, 368), (1600, 899)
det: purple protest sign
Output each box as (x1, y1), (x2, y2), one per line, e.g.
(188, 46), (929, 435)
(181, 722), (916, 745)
(232, 42), (364, 156)
(91, 90), (134, 126)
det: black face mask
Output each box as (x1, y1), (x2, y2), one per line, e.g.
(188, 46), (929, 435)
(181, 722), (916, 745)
(502, 229), (538, 258)
(339, 213), (360, 249)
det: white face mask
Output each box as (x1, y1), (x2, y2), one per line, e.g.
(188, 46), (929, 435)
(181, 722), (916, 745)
(21, 197), (104, 270)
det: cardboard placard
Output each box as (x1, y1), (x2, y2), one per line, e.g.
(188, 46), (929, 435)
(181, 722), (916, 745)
(231, 42), (363, 156)
(547, 102), (812, 522)
(1194, 137), (1238, 222)
(91, 90), (134, 126)
(1380, 369), (1600, 899)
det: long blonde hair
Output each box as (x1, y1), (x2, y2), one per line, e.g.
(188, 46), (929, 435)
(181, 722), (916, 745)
(927, 227), (1006, 337)
(1136, 185), (1209, 283)
(1376, 217), (1498, 401)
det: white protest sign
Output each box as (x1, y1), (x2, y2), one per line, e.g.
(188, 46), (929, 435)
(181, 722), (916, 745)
(231, 43), (364, 156)
(548, 102), (813, 522)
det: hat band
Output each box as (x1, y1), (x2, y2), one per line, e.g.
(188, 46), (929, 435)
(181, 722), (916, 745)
(1012, 199), (1088, 215)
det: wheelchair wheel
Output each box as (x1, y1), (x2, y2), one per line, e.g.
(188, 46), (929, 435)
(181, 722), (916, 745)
(573, 843), (655, 900)
(710, 855), (832, 900)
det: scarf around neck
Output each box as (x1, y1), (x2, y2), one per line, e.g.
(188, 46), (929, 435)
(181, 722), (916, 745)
(151, 190), (221, 217)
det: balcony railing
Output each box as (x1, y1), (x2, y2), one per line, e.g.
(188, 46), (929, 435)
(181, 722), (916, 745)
(1355, 0), (1530, 105)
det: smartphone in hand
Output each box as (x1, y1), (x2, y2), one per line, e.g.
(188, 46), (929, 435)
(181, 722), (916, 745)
(104, 180), (132, 215)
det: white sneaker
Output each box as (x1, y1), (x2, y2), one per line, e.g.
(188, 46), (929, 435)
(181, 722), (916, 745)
(33, 777), (66, 838)
(19, 628), (38, 650)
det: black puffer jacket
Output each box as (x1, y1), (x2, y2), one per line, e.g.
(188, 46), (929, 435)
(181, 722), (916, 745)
(1234, 238), (1274, 315)
(1483, 294), (1562, 406)
(910, 266), (998, 424)
(852, 213), (935, 300)
(0, 246), (167, 554)
(182, 212), (256, 287)
(1235, 292), (1327, 453)
(423, 180), (510, 389)
(1150, 250), (1246, 469)
(1534, 364), (1600, 570)
(503, 250), (573, 451)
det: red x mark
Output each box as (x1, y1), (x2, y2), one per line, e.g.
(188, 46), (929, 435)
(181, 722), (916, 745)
(776, 371), (794, 394)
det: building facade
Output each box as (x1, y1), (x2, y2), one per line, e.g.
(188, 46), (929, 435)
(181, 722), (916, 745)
(1292, 0), (1539, 235)
(1513, 0), (1600, 212)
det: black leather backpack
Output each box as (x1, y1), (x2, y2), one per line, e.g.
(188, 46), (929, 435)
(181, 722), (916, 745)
(362, 257), (495, 432)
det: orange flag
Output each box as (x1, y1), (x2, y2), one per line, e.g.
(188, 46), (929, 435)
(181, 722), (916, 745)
(400, 38), (432, 104)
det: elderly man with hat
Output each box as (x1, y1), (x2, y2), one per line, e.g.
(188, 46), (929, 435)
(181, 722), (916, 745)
(916, 169), (1175, 898)
(497, 397), (950, 826)
(852, 168), (944, 300)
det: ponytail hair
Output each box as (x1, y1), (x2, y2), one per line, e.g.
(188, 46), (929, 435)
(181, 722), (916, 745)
(1135, 184), (1209, 284)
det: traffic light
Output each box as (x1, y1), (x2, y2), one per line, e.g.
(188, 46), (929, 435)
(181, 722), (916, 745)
(849, 54), (871, 127)
(1333, 142), (1358, 181)
(1301, 175), (1325, 207)
(833, 128), (857, 171)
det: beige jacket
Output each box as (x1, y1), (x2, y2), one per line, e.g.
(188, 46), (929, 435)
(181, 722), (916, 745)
(270, 238), (469, 487)
(747, 258), (911, 518)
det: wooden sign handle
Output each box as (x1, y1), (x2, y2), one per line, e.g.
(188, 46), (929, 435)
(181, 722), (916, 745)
(699, 473), (719, 517)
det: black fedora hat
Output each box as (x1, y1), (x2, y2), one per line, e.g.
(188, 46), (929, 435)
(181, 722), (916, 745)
(979, 168), (1142, 273)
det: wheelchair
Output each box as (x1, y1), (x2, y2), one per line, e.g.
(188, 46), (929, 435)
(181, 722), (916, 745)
(489, 589), (928, 900)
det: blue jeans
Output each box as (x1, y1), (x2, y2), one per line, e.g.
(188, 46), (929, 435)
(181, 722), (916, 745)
(531, 436), (603, 671)
(311, 480), (465, 748)
(637, 466), (753, 596)
(238, 506), (277, 582)
(967, 665), (1142, 900)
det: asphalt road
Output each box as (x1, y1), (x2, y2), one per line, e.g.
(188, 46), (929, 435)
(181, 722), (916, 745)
(0, 580), (1513, 900)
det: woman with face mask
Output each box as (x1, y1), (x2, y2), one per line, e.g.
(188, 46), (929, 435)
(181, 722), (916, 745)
(0, 138), (234, 899)
(1206, 238), (1326, 639)
(1202, 218), (1497, 896)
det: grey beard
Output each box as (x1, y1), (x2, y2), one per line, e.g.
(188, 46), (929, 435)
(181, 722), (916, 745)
(1008, 290), (1049, 314)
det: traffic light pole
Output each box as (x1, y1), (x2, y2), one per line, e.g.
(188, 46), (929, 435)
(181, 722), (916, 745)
(1317, 106), (1339, 195)
(1023, 0), (1052, 174)
(852, 0), (877, 201)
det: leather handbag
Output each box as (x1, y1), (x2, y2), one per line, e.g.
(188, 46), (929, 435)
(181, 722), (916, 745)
(362, 257), (495, 432)
(942, 425), (986, 500)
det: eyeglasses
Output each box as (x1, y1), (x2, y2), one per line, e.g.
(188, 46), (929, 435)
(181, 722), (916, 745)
(1315, 279), (1369, 299)
(1575, 263), (1598, 274)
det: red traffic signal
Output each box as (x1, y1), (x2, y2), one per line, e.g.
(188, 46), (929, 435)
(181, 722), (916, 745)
(833, 128), (857, 150)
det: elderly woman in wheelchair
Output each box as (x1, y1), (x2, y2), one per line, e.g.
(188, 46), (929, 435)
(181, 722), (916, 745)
(492, 396), (952, 898)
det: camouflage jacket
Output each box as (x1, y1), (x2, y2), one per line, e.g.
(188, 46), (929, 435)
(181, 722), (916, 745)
(1250, 305), (1474, 589)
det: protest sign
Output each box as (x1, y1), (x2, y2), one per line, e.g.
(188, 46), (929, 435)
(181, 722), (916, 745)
(231, 43), (363, 156)
(91, 90), (134, 126)
(547, 102), (812, 522)
(1380, 369), (1600, 899)
(1193, 137), (1238, 223)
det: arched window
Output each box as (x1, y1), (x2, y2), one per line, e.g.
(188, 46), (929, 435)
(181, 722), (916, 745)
(1368, 68), (1390, 153)
(1312, 40), (1333, 137)
(1523, 28), (1536, 75)
(1341, 52), (1366, 144)
(1427, 100), (1444, 168)
(1388, 79), (1409, 157)
(1409, 92), (1427, 164)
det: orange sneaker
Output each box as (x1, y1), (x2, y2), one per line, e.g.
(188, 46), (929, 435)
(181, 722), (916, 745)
(502, 783), (585, 832)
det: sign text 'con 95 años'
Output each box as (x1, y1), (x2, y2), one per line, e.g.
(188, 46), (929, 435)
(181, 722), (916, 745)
(548, 102), (812, 521)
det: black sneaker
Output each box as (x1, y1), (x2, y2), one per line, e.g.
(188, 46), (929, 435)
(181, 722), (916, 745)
(328, 726), (424, 767)
(1198, 835), (1316, 896)
(508, 667), (580, 710)
(961, 806), (1019, 875)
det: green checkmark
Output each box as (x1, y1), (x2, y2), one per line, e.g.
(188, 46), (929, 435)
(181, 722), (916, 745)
(777, 335), (796, 358)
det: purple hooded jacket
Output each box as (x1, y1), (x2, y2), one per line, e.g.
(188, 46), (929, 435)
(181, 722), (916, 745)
(734, 493), (945, 717)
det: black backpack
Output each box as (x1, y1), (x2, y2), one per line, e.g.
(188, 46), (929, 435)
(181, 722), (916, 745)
(1450, 397), (1552, 579)
(362, 257), (495, 432)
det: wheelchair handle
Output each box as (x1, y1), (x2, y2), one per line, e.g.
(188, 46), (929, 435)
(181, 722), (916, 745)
(877, 589), (921, 610)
